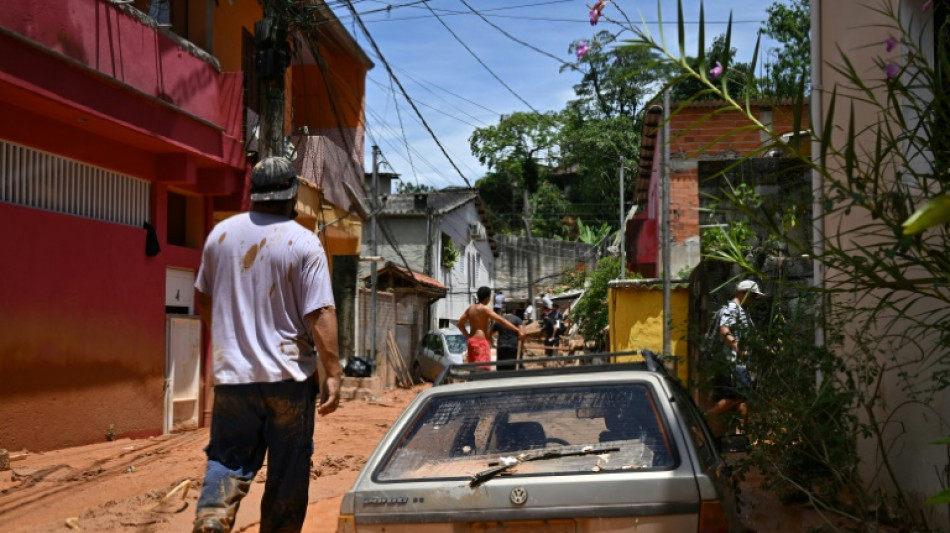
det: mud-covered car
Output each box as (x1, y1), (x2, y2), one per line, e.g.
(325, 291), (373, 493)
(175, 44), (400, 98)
(337, 352), (742, 533)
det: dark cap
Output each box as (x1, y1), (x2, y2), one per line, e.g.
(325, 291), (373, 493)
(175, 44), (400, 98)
(250, 156), (298, 202)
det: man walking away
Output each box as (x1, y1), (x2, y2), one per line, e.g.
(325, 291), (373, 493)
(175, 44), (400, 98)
(458, 286), (523, 370)
(492, 311), (523, 371)
(706, 279), (764, 433)
(493, 289), (505, 312)
(192, 156), (343, 533)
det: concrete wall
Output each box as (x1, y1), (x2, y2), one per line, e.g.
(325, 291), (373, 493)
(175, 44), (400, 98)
(435, 202), (494, 324)
(818, 0), (949, 526)
(373, 217), (429, 274)
(493, 234), (602, 300)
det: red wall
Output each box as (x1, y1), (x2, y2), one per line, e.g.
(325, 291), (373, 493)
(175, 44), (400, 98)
(0, 203), (168, 451)
(0, 0), (222, 126)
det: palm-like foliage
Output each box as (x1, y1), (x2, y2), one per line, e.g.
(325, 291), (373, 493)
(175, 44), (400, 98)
(616, 0), (949, 528)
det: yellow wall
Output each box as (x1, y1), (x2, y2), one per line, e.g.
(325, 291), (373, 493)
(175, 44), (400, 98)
(609, 285), (690, 384)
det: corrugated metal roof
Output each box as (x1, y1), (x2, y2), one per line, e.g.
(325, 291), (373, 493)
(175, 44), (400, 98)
(379, 189), (477, 216)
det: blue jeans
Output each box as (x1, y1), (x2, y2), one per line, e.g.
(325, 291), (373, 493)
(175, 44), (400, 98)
(195, 378), (316, 533)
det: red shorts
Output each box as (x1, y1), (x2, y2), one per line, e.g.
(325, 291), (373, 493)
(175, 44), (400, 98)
(467, 337), (492, 370)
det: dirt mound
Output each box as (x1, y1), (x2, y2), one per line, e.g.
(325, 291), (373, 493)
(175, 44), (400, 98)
(312, 455), (365, 478)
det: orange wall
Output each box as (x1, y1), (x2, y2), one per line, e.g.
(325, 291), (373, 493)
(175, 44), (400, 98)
(291, 54), (367, 130)
(212, 2), (261, 72)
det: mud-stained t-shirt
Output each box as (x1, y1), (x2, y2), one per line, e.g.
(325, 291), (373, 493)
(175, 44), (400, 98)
(196, 212), (335, 385)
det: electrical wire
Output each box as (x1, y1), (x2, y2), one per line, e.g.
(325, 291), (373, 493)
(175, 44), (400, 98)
(340, 0), (473, 187)
(421, 1), (539, 114)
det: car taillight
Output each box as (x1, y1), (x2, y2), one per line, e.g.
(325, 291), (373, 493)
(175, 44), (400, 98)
(699, 499), (729, 533)
(337, 514), (357, 533)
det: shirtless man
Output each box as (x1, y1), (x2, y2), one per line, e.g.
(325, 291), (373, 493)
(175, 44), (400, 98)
(458, 286), (524, 370)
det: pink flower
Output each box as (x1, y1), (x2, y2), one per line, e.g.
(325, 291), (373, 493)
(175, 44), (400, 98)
(885, 35), (898, 52)
(710, 61), (724, 79)
(923, 0), (933, 12)
(589, 0), (606, 26)
(885, 61), (900, 80)
(576, 42), (590, 58)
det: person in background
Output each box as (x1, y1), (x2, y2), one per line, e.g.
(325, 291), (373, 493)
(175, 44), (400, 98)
(493, 289), (506, 312)
(539, 299), (556, 356)
(523, 301), (534, 324)
(706, 279), (764, 433)
(492, 310), (523, 371)
(459, 286), (523, 370)
(192, 156), (343, 533)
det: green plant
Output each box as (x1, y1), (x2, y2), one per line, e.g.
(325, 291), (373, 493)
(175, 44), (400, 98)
(570, 256), (642, 351)
(603, 0), (950, 529)
(441, 235), (459, 270)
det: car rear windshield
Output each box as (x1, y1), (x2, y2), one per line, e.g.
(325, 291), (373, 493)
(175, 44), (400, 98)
(444, 334), (466, 354)
(374, 382), (676, 482)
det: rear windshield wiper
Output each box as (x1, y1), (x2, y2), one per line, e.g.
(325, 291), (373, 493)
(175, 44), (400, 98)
(469, 445), (619, 488)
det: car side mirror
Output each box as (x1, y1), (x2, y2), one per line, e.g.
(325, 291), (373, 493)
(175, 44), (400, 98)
(715, 434), (751, 454)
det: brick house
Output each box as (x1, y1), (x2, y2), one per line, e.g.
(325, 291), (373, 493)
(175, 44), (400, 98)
(628, 100), (810, 277)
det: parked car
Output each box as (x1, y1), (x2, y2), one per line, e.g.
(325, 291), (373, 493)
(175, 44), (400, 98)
(337, 352), (743, 533)
(411, 327), (467, 382)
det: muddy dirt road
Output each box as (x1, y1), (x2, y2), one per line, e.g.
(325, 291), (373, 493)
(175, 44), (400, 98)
(0, 386), (419, 533)
(0, 383), (824, 532)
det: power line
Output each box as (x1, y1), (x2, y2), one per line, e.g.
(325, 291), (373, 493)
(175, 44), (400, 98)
(340, 0), (474, 187)
(421, 1), (539, 114)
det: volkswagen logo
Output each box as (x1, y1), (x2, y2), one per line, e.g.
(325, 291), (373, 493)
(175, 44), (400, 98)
(509, 487), (528, 505)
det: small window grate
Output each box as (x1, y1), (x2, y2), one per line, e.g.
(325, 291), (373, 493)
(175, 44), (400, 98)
(0, 140), (150, 226)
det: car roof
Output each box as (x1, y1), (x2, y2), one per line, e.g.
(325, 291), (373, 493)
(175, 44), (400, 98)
(433, 350), (676, 387)
(422, 367), (668, 397)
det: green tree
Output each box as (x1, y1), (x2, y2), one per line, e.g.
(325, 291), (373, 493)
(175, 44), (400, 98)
(469, 111), (561, 195)
(571, 256), (623, 350)
(530, 182), (572, 238)
(668, 33), (756, 102)
(759, 0), (810, 98)
(474, 170), (524, 233)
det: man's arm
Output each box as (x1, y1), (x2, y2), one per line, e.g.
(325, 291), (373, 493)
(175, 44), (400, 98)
(719, 325), (740, 354)
(306, 306), (342, 416)
(198, 291), (212, 328)
(457, 308), (472, 338)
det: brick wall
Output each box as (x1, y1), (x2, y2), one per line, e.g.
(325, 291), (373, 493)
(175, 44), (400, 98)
(666, 102), (810, 244)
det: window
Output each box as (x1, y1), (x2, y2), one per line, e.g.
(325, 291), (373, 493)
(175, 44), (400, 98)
(0, 140), (150, 227)
(375, 383), (676, 482)
(166, 191), (204, 249)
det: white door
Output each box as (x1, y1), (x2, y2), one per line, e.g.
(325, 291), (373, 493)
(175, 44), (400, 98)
(165, 315), (201, 433)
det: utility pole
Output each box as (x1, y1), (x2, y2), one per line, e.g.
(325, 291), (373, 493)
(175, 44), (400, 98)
(523, 188), (535, 312)
(619, 155), (626, 280)
(370, 145), (380, 366)
(662, 90), (672, 359)
(254, 1), (290, 158)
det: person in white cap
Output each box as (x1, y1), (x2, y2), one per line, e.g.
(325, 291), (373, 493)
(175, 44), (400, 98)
(706, 279), (765, 431)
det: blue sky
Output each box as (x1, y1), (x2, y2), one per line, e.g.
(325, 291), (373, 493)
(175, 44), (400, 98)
(333, 0), (786, 189)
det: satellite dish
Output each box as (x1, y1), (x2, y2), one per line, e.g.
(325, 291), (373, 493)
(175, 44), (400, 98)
(343, 181), (372, 219)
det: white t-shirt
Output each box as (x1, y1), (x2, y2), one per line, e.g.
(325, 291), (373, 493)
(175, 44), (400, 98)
(196, 212), (335, 385)
(524, 304), (534, 320)
(494, 293), (506, 309)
